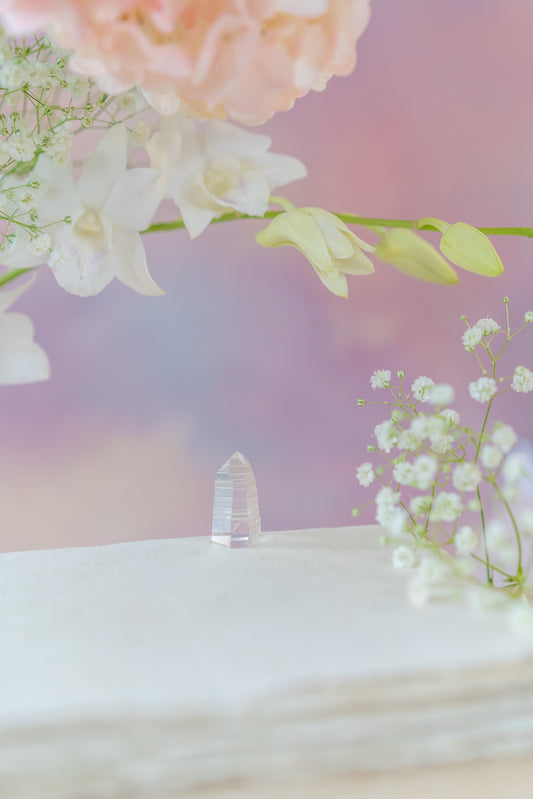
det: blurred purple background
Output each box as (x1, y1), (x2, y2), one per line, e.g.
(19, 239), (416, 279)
(3, 0), (533, 551)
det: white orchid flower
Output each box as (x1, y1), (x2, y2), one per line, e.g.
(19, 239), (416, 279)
(256, 200), (375, 297)
(147, 113), (307, 239)
(35, 124), (165, 297)
(0, 276), (49, 384)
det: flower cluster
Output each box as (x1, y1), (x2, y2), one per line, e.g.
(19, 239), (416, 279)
(0, 0), (371, 124)
(354, 301), (533, 635)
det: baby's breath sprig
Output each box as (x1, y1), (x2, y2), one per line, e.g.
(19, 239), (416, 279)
(0, 29), (149, 257)
(355, 299), (533, 635)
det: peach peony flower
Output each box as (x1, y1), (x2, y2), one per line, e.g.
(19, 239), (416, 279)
(0, 0), (371, 124)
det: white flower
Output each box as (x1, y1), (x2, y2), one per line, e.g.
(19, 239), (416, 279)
(503, 453), (528, 484)
(491, 423), (517, 453)
(469, 376), (497, 403)
(412, 454), (438, 489)
(34, 124), (165, 297)
(29, 233), (51, 256)
(411, 376), (435, 402)
(452, 462), (482, 492)
(432, 491), (462, 521)
(374, 419), (398, 453)
(148, 113), (307, 239)
(455, 524), (478, 555)
(429, 383), (455, 406)
(392, 545), (416, 569)
(481, 445), (503, 470)
(429, 432), (453, 455)
(370, 369), (391, 389)
(525, 311), (533, 324)
(393, 461), (414, 486)
(375, 486), (401, 528)
(410, 495), (432, 517)
(257, 202), (374, 297)
(475, 317), (501, 335)
(462, 327), (483, 350)
(356, 462), (375, 487)
(383, 507), (407, 537)
(397, 429), (421, 451)
(511, 365), (533, 393)
(440, 408), (460, 427)
(0, 277), (50, 384)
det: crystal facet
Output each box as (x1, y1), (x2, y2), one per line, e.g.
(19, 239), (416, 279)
(211, 451), (261, 548)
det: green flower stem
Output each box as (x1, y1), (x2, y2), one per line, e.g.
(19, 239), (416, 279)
(471, 554), (513, 581)
(142, 212), (533, 238)
(0, 267), (33, 289)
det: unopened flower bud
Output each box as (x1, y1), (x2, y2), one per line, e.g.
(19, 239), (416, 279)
(374, 229), (459, 285)
(439, 222), (503, 276)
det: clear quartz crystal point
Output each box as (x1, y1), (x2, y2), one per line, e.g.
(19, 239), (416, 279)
(211, 451), (261, 548)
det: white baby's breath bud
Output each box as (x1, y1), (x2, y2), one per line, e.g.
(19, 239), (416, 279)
(429, 432), (453, 455)
(409, 495), (432, 517)
(411, 376), (435, 402)
(7, 133), (35, 162)
(429, 383), (455, 406)
(356, 462), (375, 487)
(491, 423), (517, 453)
(392, 545), (416, 570)
(48, 244), (68, 269)
(410, 415), (432, 440)
(432, 491), (462, 522)
(475, 317), (501, 336)
(454, 524), (478, 555)
(0, 60), (31, 90)
(29, 233), (51, 256)
(397, 429), (420, 452)
(502, 453), (528, 485)
(467, 497), (481, 512)
(480, 444), (503, 470)
(525, 311), (533, 324)
(440, 408), (460, 427)
(393, 461), (415, 486)
(374, 419), (398, 453)
(412, 454), (438, 490)
(452, 462), (482, 492)
(370, 369), (391, 389)
(462, 327), (483, 350)
(511, 365), (533, 394)
(67, 75), (92, 98)
(469, 376), (497, 403)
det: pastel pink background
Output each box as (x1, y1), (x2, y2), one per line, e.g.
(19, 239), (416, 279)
(3, 0), (533, 551)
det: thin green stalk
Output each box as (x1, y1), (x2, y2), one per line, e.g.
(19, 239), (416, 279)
(0, 267), (33, 289)
(142, 212), (533, 238)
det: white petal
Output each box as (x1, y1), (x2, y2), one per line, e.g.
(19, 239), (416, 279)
(34, 157), (82, 222)
(49, 233), (115, 297)
(0, 312), (50, 384)
(179, 203), (217, 239)
(77, 125), (128, 209)
(261, 152), (308, 189)
(112, 227), (164, 296)
(104, 168), (165, 231)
